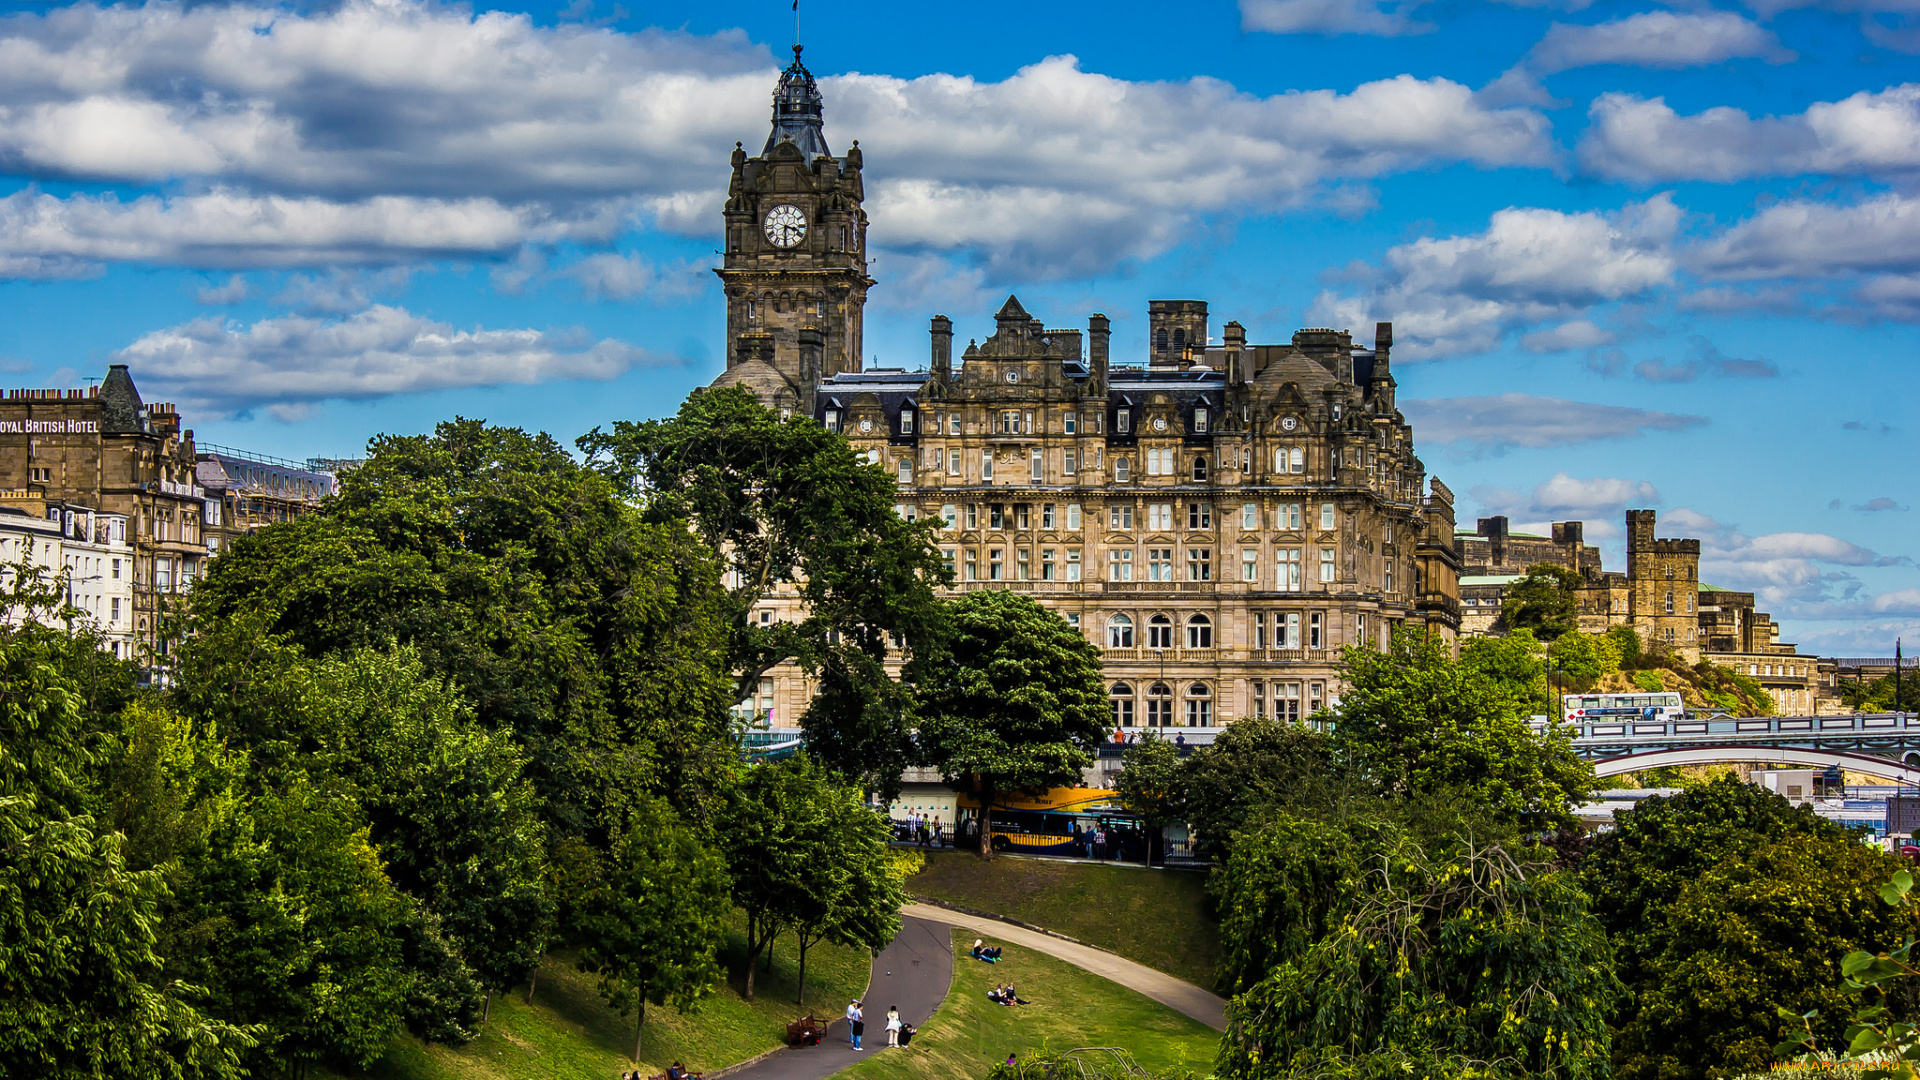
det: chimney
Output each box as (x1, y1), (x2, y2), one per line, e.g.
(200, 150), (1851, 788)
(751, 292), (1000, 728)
(1088, 313), (1110, 397)
(931, 315), (953, 383)
(1223, 321), (1247, 385)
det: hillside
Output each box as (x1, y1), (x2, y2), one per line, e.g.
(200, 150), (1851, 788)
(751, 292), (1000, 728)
(904, 852), (1221, 989)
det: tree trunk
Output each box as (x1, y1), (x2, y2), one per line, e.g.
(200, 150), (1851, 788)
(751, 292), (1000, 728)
(765, 929), (775, 972)
(976, 784), (996, 861)
(525, 970), (538, 1006)
(633, 994), (647, 1063)
(482, 992), (492, 1025)
(796, 934), (811, 1005)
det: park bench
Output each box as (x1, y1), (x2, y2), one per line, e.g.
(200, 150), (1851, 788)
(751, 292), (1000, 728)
(784, 1013), (827, 1047)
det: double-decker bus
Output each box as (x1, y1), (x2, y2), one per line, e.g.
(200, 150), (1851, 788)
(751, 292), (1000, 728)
(1562, 691), (1686, 724)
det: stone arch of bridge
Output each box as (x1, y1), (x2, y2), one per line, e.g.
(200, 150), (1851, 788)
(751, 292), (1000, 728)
(1592, 746), (1920, 785)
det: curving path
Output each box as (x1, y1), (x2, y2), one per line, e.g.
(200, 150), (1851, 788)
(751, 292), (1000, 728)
(903, 902), (1229, 1031)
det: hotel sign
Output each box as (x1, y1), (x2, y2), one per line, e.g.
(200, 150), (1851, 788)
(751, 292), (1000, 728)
(0, 420), (100, 434)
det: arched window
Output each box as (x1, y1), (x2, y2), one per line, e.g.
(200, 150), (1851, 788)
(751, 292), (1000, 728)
(1173, 328), (1186, 350)
(1106, 614), (1134, 649)
(1186, 614), (1212, 649)
(1185, 683), (1213, 728)
(1110, 683), (1135, 728)
(1147, 682), (1173, 727)
(1193, 406), (1208, 433)
(1664, 591), (1674, 614)
(1147, 614), (1174, 650)
(1191, 456), (1208, 482)
(1155, 328), (1169, 353)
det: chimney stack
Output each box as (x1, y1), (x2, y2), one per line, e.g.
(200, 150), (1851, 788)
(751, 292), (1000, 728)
(1088, 313), (1110, 397)
(931, 315), (953, 383)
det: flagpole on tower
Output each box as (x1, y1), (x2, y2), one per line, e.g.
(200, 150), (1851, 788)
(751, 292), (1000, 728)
(794, 0), (800, 51)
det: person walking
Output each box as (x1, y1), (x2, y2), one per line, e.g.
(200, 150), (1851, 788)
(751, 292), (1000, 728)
(847, 999), (865, 1050)
(886, 1005), (901, 1046)
(1094, 824), (1107, 861)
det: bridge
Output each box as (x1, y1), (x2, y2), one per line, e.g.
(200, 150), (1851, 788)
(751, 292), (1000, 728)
(1564, 712), (1920, 784)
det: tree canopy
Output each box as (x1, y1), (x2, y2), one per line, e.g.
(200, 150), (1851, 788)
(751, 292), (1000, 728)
(1501, 562), (1584, 641)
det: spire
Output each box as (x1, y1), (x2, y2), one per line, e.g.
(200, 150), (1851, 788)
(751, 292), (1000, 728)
(763, 44), (832, 159)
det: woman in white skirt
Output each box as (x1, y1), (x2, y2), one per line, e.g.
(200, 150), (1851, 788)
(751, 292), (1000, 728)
(886, 1005), (902, 1046)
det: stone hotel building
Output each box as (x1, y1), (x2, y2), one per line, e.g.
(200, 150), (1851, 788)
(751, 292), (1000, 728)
(711, 47), (1463, 732)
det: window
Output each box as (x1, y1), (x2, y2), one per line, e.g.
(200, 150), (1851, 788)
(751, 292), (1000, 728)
(897, 458), (912, 483)
(1281, 612), (1301, 648)
(989, 549), (1004, 580)
(1254, 681), (1266, 717)
(1030, 448), (1043, 479)
(1109, 505), (1133, 530)
(1255, 612), (1268, 649)
(1185, 684), (1212, 727)
(1278, 502), (1301, 530)
(1278, 548), (1302, 592)
(1115, 457), (1130, 482)
(746, 299), (757, 323)
(866, 448), (880, 465)
(110, 597), (119, 622)
(1117, 409), (1131, 433)
(1016, 504), (1030, 529)
(1193, 406), (1208, 433)
(111, 559), (120, 580)
(949, 413), (961, 435)
(1277, 682), (1301, 721)
(1064, 450), (1077, 474)
(1111, 684), (1134, 727)
(1147, 614), (1174, 649)
(966, 504), (979, 529)
(1688, 593), (1695, 613)
(825, 409), (840, 432)
(1191, 457), (1208, 482)
(1187, 503), (1211, 529)
(1384, 559), (1393, 593)
(942, 504), (957, 529)
(1065, 412), (1077, 434)
(1187, 548), (1211, 581)
(1356, 613), (1369, 647)
(1066, 503), (1082, 529)
(1186, 615), (1212, 648)
(1664, 591), (1674, 614)
(1319, 547), (1336, 583)
(1107, 615), (1135, 648)
(990, 505), (1004, 530)
(948, 449), (961, 475)
(1066, 548), (1082, 580)
(982, 451), (994, 480)
(1108, 549), (1132, 581)
(1148, 503), (1173, 531)
(1042, 503), (1056, 529)
(1291, 447), (1305, 474)
(1016, 549), (1030, 580)
(1242, 548), (1259, 581)
(1042, 548), (1056, 580)
(1147, 547), (1174, 581)
(1320, 503), (1336, 529)
(1309, 681), (1324, 713)
(900, 408), (915, 433)
(1147, 683), (1173, 727)
(894, 502), (918, 521)
(965, 551), (977, 580)
(942, 548), (956, 575)
(1242, 503), (1258, 529)
(155, 558), (173, 591)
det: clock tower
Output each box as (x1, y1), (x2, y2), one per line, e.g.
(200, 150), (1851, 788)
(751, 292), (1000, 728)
(713, 45), (872, 412)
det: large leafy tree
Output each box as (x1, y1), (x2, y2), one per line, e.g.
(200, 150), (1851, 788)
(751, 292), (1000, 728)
(1172, 717), (1339, 861)
(1583, 776), (1911, 1080)
(1500, 562), (1584, 641)
(712, 755), (843, 1002)
(576, 796), (730, 1063)
(914, 590), (1108, 859)
(1331, 634), (1591, 829)
(578, 387), (949, 798)
(792, 780), (903, 1003)
(1113, 731), (1184, 864)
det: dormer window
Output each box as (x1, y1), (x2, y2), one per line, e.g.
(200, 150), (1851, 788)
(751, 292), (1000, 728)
(900, 408), (914, 434)
(1117, 409), (1131, 434)
(1194, 406), (1208, 433)
(824, 409), (840, 432)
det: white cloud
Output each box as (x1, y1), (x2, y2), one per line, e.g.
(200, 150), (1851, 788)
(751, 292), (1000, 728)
(1238, 0), (1432, 36)
(0, 188), (619, 278)
(1529, 12), (1791, 74)
(1661, 507), (1911, 613)
(1871, 588), (1920, 613)
(1401, 393), (1707, 450)
(1694, 192), (1920, 279)
(195, 273), (250, 305)
(1579, 85), (1920, 183)
(1309, 196), (1678, 357)
(1520, 319), (1614, 352)
(0, 1), (1556, 278)
(112, 304), (675, 418)
(560, 251), (706, 302)
(1471, 472), (1660, 523)
(1856, 497), (1911, 512)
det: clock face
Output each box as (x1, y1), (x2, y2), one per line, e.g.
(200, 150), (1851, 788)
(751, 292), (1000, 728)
(1281, 415), (1298, 431)
(764, 204), (807, 248)
(1153, 417), (1167, 432)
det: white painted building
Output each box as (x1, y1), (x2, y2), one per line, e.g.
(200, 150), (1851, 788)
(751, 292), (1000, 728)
(54, 504), (135, 660)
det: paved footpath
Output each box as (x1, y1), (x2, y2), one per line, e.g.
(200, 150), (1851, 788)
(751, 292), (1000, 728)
(714, 915), (953, 1080)
(903, 902), (1229, 1031)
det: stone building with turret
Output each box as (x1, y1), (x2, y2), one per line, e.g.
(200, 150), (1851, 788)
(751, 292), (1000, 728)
(709, 50), (1462, 732)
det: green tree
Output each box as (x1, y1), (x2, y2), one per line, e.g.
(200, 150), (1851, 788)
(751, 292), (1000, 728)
(713, 755), (845, 1001)
(1605, 624), (1644, 669)
(791, 780), (903, 1003)
(1172, 717), (1338, 861)
(1550, 630), (1621, 683)
(914, 591), (1108, 859)
(1215, 822), (1618, 1080)
(1501, 562), (1584, 641)
(1331, 634), (1592, 829)
(576, 796), (729, 1063)
(1113, 731), (1184, 864)
(578, 387), (950, 799)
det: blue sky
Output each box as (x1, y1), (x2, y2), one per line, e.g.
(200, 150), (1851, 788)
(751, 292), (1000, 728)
(0, 0), (1915, 655)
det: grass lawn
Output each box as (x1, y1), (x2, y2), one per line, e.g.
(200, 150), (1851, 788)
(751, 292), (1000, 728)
(905, 851), (1221, 988)
(844, 928), (1219, 1080)
(319, 920), (871, 1080)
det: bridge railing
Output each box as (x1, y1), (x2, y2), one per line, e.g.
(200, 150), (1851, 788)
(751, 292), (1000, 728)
(1554, 712), (1918, 743)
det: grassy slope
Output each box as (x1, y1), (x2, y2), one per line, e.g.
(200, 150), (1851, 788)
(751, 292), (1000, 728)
(845, 928), (1219, 1080)
(321, 925), (871, 1080)
(905, 852), (1221, 988)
